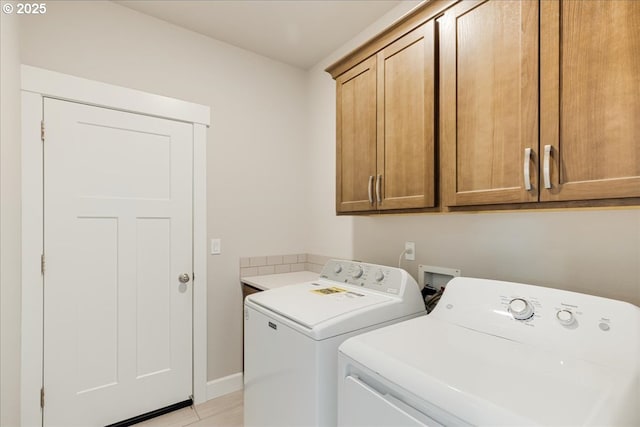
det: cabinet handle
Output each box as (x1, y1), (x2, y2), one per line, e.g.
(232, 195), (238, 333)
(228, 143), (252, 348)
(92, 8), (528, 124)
(376, 174), (382, 204)
(368, 175), (374, 204)
(543, 145), (552, 189)
(523, 148), (532, 191)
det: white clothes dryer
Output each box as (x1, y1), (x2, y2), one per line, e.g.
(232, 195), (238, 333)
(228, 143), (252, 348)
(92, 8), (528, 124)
(338, 277), (640, 426)
(243, 259), (426, 427)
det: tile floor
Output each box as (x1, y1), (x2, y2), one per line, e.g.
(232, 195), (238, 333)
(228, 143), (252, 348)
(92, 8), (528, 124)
(136, 391), (243, 427)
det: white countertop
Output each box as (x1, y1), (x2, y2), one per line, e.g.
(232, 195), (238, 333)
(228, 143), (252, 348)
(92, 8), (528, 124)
(241, 271), (319, 291)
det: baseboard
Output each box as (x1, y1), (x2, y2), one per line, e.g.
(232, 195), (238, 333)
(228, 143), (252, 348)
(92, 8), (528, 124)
(206, 372), (244, 401)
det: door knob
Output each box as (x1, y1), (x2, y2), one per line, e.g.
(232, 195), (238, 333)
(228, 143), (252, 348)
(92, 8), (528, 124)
(178, 273), (190, 284)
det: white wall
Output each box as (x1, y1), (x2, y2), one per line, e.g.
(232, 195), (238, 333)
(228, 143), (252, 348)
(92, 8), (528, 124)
(306, 3), (640, 306)
(1, 6), (22, 427)
(19, 0), (308, 381)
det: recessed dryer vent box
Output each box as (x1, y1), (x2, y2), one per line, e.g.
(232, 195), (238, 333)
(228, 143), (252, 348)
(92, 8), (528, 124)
(419, 265), (461, 291)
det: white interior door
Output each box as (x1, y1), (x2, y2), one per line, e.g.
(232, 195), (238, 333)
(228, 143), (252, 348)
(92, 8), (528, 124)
(43, 98), (193, 426)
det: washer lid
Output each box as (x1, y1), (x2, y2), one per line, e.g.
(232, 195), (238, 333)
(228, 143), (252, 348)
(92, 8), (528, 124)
(247, 281), (392, 329)
(340, 315), (638, 426)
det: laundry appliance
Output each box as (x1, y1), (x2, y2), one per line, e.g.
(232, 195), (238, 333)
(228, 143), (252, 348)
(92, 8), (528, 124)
(243, 259), (426, 426)
(338, 277), (640, 426)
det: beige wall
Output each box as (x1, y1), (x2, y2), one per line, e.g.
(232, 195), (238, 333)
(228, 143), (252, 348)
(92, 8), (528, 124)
(1, 6), (22, 426)
(352, 210), (640, 306)
(19, 0), (309, 381)
(306, 2), (640, 307)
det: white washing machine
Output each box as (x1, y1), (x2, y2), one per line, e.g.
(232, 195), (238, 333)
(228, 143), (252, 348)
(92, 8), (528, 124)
(338, 277), (640, 426)
(243, 259), (426, 427)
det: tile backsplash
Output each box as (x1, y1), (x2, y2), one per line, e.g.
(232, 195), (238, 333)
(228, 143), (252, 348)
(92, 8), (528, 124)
(239, 253), (335, 277)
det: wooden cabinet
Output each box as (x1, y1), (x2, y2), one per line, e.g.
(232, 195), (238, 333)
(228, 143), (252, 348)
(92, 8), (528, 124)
(334, 22), (436, 213)
(442, 0), (640, 207)
(540, 0), (640, 201)
(440, 0), (539, 206)
(335, 57), (377, 212)
(331, 0), (638, 213)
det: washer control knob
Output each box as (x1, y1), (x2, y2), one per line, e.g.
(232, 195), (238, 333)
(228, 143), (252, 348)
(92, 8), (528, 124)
(556, 309), (575, 326)
(508, 298), (534, 321)
(333, 264), (342, 274)
(375, 270), (385, 282)
(351, 265), (364, 279)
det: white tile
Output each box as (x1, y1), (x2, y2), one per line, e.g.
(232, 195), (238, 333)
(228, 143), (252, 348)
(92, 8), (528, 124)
(290, 263), (305, 272)
(297, 253), (307, 263)
(267, 255), (283, 265)
(240, 267), (258, 277)
(258, 265), (275, 275)
(283, 254), (298, 264)
(239, 257), (250, 268)
(249, 256), (267, 267)
(275, 264), (291, 274)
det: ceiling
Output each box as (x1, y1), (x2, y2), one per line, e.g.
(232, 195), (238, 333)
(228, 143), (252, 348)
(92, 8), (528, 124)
(115, 1), (404, 70)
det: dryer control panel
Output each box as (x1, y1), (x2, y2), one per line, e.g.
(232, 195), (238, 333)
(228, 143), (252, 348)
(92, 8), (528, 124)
(320, 259), (414, 297)
(431, 277), (640, 370)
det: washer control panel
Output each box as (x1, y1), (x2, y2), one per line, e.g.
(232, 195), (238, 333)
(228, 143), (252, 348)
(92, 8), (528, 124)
(320, 259), (408, 296)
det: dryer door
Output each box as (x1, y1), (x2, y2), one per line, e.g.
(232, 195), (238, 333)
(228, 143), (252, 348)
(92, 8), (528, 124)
(340, 375), (442, 427)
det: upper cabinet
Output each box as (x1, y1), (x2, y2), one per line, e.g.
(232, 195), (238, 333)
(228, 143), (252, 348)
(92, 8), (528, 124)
(540, 0), (640, 201)
(329, 0), (639, 214)
(441, 0), (640, 207)
(440, 0), (539, 206)
(335, 57), (377, 213)
(334, 21), (436, 213)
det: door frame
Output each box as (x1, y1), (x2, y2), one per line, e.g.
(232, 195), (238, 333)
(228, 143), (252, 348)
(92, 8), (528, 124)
(20, 65), (210, 426)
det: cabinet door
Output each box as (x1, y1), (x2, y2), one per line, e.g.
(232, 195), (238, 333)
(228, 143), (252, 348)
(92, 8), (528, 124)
(377, 21), (436, 210)
(441, 0), (539, 206)
(336, 56), (377, 213)
(540, 0), (640, 201)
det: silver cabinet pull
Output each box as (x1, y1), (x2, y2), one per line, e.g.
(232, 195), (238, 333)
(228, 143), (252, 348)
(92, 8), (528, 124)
(368, 175), (374, 204)
(543, 145), (552, 189)
(523, 148), (532, 191)
(376, 174), (382, 204)
(178, 273), (190, 284)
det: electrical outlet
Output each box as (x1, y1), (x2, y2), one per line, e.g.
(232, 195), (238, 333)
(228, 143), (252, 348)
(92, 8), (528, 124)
(405, 241), (415, 261)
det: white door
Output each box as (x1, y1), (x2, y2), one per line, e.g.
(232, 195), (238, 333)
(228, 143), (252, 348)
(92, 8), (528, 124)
(43, 98), (193, 426)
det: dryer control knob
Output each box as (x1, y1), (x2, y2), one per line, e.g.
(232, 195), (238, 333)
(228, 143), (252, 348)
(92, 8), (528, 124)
(508, 298), (534, 321)
(333, 264), (342, 274)
(556, 309), (575, 326)
(374, 270), (385, 282)
(352, 265), (364, 279)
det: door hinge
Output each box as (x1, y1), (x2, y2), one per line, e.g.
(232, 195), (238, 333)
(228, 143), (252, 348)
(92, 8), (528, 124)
(41, 120), (45, 142)
(40, 387), (45, 408)
(41, 254), (46, 275)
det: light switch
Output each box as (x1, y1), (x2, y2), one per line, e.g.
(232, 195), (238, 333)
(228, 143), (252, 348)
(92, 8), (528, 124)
(211, 238), (221, 255)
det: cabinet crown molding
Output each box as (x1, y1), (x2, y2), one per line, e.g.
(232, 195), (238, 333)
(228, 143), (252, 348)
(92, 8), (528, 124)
(325, 0), (457, 79)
